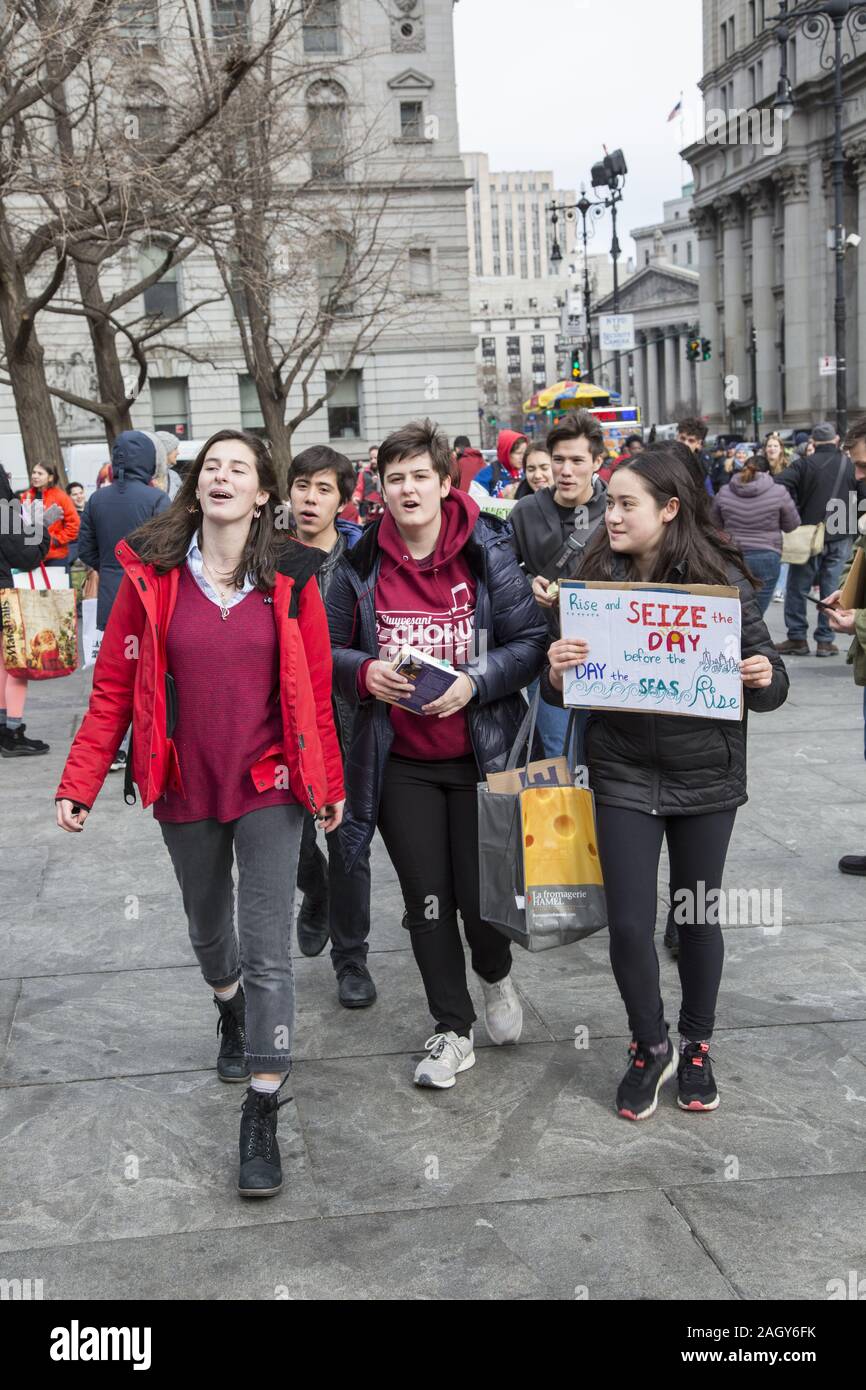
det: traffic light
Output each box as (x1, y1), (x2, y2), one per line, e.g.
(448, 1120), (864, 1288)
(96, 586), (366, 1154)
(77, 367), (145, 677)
(686, 337), (701, 362)
(487, 413), (497, 425)
(570, 349), (582, 382)
(701, 338), (712, 361)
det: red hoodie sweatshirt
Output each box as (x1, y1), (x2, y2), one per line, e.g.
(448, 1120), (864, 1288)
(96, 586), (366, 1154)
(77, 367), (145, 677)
(359, 490), (480, 760)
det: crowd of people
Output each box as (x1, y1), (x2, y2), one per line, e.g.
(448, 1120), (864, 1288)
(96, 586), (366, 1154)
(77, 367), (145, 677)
(2, 401), (861, 1199)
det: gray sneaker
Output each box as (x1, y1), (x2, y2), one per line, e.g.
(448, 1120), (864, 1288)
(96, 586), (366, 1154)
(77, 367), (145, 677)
(476, 972), (523, 1044)
(414, 1031), (475, 1089)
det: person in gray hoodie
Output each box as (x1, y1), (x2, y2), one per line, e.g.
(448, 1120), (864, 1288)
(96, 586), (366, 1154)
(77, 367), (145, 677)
(711, 455), (801, 614)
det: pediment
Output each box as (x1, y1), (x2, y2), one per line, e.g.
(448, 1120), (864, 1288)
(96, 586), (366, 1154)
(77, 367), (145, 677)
(596, 265), (698, 313)
(387, 68), (434, 90)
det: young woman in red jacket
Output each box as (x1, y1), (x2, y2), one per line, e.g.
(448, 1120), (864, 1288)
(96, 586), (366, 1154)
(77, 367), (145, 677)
(21, 462), (80, 566)
(55, 429), (345, 1199)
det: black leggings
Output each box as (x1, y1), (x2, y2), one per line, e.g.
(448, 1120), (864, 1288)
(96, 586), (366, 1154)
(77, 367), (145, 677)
(595, 804), (736, 1047)
(377, 755), (512, 1034)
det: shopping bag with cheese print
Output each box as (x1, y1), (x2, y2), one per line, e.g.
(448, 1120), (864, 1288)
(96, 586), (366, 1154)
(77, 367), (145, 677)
(478, 690), (607, 951)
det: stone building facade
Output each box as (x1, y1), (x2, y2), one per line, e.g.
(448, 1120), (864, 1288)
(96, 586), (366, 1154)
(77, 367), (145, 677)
(684, 0), (866, 434)
(0, 0), (477, 466)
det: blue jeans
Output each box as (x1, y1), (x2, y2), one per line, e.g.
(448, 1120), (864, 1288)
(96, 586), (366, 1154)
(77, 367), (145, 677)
(784, 537), (852, 643)
(743, 549), (781, 616)
(527, 677), (586, 761)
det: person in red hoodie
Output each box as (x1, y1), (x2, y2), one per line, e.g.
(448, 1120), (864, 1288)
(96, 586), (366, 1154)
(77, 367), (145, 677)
(473, 429), (528, 497)
(453, 435), (486, 491)
(326, 419), (548, 1090)
(54, 428), (345, 1200)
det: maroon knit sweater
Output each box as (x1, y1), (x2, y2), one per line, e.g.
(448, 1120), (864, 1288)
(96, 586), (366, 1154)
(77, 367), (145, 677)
(153, 565), (295, 823)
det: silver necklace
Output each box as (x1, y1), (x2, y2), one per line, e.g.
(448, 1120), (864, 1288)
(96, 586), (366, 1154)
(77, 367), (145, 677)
(201, 556), (236, 621)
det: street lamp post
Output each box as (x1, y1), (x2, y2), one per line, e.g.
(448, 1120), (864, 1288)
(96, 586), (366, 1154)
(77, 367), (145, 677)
(548, 150), (627, 396)
(774, 0), (866, 439)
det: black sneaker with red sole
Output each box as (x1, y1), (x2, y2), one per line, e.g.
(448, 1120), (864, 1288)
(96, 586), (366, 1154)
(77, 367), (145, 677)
(616, 1036), (676, 1121)
(677, 1040), (719, 1112)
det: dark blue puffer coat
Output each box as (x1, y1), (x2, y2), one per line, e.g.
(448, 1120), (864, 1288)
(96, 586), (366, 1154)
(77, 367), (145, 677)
(77, 431), (170, 629)
(325, 511), (548, 870)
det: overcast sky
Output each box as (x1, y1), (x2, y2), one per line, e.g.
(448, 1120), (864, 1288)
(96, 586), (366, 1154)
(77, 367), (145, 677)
(453, 0), (704, 259)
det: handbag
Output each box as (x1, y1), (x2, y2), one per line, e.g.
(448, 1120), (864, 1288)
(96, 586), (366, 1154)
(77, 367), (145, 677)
(0, 570), (77, 680)
(478, 689), (607, 951)
(781, 454), (849, 565)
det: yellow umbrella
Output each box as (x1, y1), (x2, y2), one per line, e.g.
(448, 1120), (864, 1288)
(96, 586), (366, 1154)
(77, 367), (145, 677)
(553, 381), (611, 406)
(522, 380), (572, 412)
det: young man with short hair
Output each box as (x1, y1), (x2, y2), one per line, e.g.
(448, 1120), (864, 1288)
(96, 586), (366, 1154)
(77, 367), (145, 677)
(326, 419), (547, 1087)
(289, 445), (376, 1007)
(509, 411), (608, 756)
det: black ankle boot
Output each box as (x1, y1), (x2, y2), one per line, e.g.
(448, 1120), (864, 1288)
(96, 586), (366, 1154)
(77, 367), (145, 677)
(214, 987), (250, 1083)
(0, 723), (49, 757)
(238, 1083), (290, 1198)
(296, 891), (329, 957)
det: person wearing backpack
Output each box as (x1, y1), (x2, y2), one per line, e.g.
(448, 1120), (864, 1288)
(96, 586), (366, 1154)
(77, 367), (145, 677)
(543, 449), (788, 1121)
(775, 423), (866, 656)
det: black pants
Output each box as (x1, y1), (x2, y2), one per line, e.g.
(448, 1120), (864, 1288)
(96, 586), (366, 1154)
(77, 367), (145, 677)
(296, 813), (371, 972)
(377, 755), (512, 1034)
(595, 804), (736, 1047)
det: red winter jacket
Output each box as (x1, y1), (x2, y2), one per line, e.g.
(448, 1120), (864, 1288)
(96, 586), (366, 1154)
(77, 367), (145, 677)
(56, 537), (345, 815)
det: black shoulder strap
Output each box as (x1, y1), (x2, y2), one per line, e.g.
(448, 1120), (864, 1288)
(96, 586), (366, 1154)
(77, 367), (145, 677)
(123, 732), (136, 805)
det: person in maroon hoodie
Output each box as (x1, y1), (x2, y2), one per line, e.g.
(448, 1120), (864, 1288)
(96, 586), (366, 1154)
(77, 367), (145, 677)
(326, 419), (548, 1090)
(54, 429), (345, 1200)
(453, 435), (486, 492)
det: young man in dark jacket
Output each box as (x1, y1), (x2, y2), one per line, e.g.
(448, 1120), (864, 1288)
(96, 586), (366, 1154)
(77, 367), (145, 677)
(326, 419), (547, 1089)
(775, 422), (866, 656)
(509, 410), (608, 757)
(288, 445), (375, 1008)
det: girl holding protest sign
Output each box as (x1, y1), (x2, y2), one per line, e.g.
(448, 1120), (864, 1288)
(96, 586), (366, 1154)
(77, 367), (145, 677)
(544, 451), (787, 1121)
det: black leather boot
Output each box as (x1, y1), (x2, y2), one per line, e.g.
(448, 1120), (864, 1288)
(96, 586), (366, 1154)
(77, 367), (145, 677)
(296, 891), (329, 957)
(214, 987), (250, 1083)
(238, 1082), (290, 1198)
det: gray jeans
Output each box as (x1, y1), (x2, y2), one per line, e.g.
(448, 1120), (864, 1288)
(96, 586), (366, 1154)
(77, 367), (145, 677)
(160, 804), (303, 1070)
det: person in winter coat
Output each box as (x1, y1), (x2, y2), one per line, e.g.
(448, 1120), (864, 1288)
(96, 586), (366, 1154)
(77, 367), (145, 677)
(77, 431), (171, 632)
(509, 411), (608, 758)
(775, 422), (866, 656)
(353, 444), (385, 523)
(544, 449), (788, 1122)
(453, 435), (487, 492)
(824, 416), (866, 874)
(513, 443), (553, 498)
(55, 429), (345, 1200)
(473, 429), (527, 497)
(21, 463), (79, 566)
(288, 444), (375, 1009)
(711, 455), (801, 613)
(326, 418), (548, 1090)
(0, 467), (52, 756)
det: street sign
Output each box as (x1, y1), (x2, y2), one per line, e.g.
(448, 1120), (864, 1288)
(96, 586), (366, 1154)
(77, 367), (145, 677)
(819, 355), (837, 377)
(599, 313), (635, 352)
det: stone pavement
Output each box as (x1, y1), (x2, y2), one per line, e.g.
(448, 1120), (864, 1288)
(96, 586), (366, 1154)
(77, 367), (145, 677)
(1, 602), (865, 1301)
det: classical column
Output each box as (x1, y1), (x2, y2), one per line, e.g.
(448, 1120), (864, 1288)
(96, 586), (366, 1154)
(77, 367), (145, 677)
(691, 206), (722, 424)
(850, 142), (866, 415)
(744, 181), (777, 426)
(635, 331), (649, 423)
(646, 328), (662, 427)
(664, 327), (679, 419)
(718, 195), (747, 400)
(774, 164), (811, 420)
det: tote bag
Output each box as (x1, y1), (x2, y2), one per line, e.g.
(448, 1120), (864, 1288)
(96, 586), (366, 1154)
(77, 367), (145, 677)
(478, 690), (607, 951)
(0, 570), (77, 679)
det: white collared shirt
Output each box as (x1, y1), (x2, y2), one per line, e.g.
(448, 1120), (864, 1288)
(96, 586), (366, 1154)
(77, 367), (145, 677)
(186, 533), (255, 610)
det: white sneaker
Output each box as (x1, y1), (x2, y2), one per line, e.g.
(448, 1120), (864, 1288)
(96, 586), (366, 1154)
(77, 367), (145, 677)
(414, 1031), (475, 1089)
(476, 972), (523, 1045)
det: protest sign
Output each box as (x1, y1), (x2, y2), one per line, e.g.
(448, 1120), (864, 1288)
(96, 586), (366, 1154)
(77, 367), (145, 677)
(559, 580), (743, 721)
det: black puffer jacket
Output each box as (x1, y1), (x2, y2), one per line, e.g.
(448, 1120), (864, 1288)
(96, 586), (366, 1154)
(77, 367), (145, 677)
(326, 511), (548, 870)
(0, 470), (50, 592)
(542, 559), (788, 816)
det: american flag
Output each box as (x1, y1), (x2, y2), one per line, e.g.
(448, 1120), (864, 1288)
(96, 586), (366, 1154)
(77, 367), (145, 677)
(667, 96), (683, 122)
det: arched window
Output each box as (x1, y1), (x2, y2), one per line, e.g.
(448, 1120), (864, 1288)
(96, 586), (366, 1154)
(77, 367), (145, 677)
(307, 80), (347, 180)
